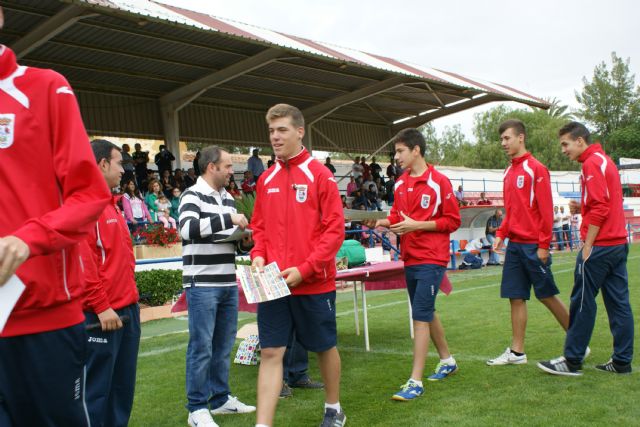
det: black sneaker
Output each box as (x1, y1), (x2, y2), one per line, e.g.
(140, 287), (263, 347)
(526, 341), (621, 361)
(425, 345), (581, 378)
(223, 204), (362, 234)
(279, 382), (293, 398)
(319, 408), (346, 427)
(537, 356), (583, 376)
(289, 376), (324, 389)
(595, 359), (632, 374)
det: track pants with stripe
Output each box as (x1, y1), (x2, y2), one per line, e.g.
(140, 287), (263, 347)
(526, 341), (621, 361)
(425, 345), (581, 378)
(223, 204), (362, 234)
(0, 322), (90, 427)
(564, 244), (634, 365)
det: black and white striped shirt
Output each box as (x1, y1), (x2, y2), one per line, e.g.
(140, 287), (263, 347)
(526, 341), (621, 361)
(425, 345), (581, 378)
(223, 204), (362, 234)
(179, 177), (238, 287)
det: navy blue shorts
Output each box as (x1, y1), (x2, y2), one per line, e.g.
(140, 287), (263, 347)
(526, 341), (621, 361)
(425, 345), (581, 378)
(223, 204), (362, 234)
(258, 291), (337, 353)
(501, 242), (559, 300)
(405, 264), (445, 322)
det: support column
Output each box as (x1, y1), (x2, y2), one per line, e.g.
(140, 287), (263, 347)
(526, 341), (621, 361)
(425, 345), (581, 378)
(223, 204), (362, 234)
(160, 103), (182, 169)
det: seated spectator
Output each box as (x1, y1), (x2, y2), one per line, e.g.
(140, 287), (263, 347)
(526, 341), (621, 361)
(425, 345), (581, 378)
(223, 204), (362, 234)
(170, 187), (181, 222)
(160, 169), (175, 198)
(241, 171), (256, 195)
(384, 175), (395, 206)
(454, 185), (469, 206)
(346, 176), (357, 197)
(184, 167), (197, 188)
(324, 157), (337, 175)
(366, 184), (383, 211)
(477, 192), (492, 205)
(227, 180), (242, 199)
(351, 189), (370, 210)
(121, 179), (153, 225)
(341, 195), (348, 209)
(145, 179), (162, 221)
(174, 168), (186, 192)
(155, 194), (177, 229)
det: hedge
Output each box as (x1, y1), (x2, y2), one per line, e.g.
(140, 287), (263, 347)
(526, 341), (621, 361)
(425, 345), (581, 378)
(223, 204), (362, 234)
(135, 269), (183, 307)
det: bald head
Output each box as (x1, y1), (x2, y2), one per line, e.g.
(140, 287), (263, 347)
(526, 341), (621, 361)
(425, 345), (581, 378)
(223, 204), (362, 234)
(0, 7), (4, 30)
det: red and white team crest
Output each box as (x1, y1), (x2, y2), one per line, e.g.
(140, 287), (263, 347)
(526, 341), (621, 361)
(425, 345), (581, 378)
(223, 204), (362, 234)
(0, 114), (15, 149)
(295, 184), (308, 203)
(421, 194), (431, 209)
(516, 175), (525, 189)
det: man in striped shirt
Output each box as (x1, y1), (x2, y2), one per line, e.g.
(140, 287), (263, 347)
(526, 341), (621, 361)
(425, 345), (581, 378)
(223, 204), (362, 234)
(179, 146), (255, 427)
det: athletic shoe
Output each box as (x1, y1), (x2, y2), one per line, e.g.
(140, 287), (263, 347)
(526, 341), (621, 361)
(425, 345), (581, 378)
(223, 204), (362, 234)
(584, 346), (591, 359)
(537, 356), (583, 376)
(280, 382), (293, 398)
(210, 395), (255, 415)
(595, 359), (632, 374)
(427, 361), (458, 381)
(486, 348), (527, 366)
(289, 376), (324, 389)
(391, 380), (424, 401)
(188, 409), (219, 427)
(319, 408), (347, 427)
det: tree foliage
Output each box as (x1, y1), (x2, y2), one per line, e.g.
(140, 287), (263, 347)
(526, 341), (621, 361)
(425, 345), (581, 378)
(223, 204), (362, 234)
(575, 52), (640, 138)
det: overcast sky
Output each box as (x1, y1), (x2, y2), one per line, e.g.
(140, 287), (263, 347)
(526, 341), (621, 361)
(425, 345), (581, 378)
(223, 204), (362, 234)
(161, 0), (639, 141)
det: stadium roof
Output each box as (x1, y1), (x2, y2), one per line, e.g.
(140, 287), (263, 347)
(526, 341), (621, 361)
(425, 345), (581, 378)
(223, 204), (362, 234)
(1, 0), (550, 157)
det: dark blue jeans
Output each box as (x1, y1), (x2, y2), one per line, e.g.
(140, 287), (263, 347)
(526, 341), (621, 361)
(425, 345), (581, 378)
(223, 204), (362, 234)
(564, 244), (634, 365)
(185, 286), (238, 411)
(284, 336), (309, 384)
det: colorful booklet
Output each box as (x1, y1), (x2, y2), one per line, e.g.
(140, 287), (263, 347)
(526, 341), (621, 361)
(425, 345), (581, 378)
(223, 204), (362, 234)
(237, 262), (291, 304)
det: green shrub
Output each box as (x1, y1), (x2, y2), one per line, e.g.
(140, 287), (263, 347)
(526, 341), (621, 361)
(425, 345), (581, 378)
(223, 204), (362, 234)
(135, 269), (183, 306)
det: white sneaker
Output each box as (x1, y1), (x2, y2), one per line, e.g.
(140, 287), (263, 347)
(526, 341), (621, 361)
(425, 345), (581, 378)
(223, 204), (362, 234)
(486, 347), (527, 366)
(210, 395), (256, 415)
(584, 346), (591, 359)
(188, 408), (219, 427)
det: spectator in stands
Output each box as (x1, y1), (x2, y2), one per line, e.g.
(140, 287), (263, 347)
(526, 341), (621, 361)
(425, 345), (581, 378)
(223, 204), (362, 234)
(185, 167), (197, 188)
(132, 143), (149, 189)
(267, 153), (276, 168)
(386, 155), (396, 178)
(174, 168), (186, 192)
(145, 179), (162, 221)
(193, 150), (201, 176)
(324, 157), (337, 175)
(553, 205), (565, 250)
(154, 145), (175, 177)
(375, 177), (387, 202)
(366, 184), (383, 211)
(160, 169), (175, 198)
(485, 209), (504, 265)
(122, 179), (153, 225)
(241, 170), (256, 195)
(227, 180), (242, 199)
(341, 195), (348, 209)
(141, 169), (157, 195)
(361, 157), (371, 181)
(477, 192), (493, 205)
(121, 143), (135, 183)
(351, 156), (363, 179)
(570, 210), (581, 247)
(362, 176), (376, 195)
(351, 189), (370, 210)
(454, 185), (469, 206)
(346, 176), (357, 196)
(385, 174), (396, 206)
(155, 194), (177, 229)
(170, 187), (181, 222)
(560, 206), (572, 249)
(248, 148), (265, 178)
(370, 156), (382, 178)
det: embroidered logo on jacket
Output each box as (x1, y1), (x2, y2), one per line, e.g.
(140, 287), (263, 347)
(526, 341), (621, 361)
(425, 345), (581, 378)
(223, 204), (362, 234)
(294, 184), (308, 203)
(516, 175), (525, 189)
(267, 188), (280, 194)
(421, 194), (431, 209)
(0, 114), (15, 149)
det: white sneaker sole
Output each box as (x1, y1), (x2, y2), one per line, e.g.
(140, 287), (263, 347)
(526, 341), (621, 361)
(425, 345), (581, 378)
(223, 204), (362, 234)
(486, 358), (527, 366)
(210, 407), (256, 416)
(536, 362), (582, 376)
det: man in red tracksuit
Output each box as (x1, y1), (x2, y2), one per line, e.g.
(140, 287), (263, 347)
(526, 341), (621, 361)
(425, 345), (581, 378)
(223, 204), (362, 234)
(251, 104), (345, 427)
(82, 139), (141, 426)
(0, 7), (112, 425)
(538, 122), (634, 376)
(364, 128), (461, 401)
(487, 119), (570, 367)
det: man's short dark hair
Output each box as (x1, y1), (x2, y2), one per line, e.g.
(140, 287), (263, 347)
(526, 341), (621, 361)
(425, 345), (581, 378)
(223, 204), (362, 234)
(499, 119), (526, 139)
(393, 128), (425, 156)
(90, 139), (121, 164)
(198, 146), (223, 174)
(558, 121), (591, 144)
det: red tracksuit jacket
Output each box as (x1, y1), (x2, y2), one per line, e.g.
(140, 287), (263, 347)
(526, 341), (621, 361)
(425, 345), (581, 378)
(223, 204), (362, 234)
(496, 152), (554, 249)
(578, 144), (627, 246)
(0, 46), (111, 337)
(388, 165), (461, 267)
(82, 196), (139, 314)
(250, 148), (345, 295)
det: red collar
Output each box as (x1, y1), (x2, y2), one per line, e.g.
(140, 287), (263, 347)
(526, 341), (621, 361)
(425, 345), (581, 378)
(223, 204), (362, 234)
(578, 143), (604, 163)
(510, 152), (532, 166)
(277, 147), (310, 167)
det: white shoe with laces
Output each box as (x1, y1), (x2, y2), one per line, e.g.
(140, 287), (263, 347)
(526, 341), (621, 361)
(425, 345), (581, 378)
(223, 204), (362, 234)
(486, 347), (527, 366)
(188, 408), (219, 427)
(210, 395), (256, 415)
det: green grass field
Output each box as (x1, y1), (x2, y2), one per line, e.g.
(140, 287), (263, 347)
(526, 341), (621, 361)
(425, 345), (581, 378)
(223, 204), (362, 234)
(130, 244), (640, 426)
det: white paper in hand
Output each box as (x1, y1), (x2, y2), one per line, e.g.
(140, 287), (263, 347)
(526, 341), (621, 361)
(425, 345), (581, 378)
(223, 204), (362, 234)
(0, 275), (26, 334)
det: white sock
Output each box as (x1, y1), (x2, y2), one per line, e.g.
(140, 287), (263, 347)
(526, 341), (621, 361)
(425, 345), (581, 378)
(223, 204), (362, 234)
(325, 402), (341, 412)
(409, 378), (423, 387)
(440, 356), (456, 365)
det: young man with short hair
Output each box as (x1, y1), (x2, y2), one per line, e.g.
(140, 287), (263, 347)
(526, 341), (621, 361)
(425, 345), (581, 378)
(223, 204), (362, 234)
(251, 104), (345, 427)
(83, 139), (141, 427)
(538, 122), (633, 376)
(363, 128), (460, 401)
(487, 119), (571, 366)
